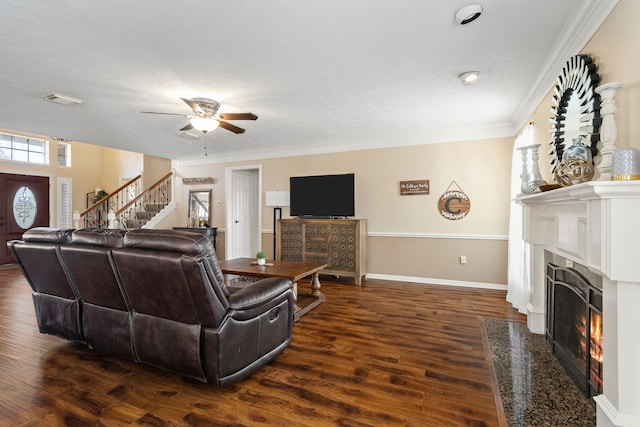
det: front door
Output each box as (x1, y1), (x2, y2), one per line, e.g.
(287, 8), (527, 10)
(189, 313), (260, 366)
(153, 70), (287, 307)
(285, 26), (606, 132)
(0, 173), (50, 264)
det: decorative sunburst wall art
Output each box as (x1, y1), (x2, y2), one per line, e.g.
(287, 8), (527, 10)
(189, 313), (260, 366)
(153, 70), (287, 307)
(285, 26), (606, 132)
(549, 54), (602, 173)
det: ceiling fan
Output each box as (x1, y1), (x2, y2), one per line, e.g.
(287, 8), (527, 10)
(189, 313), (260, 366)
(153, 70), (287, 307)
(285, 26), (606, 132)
(142, 97), (258, 134)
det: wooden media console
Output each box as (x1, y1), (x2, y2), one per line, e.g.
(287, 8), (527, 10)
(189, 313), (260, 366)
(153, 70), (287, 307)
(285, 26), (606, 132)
(277, 218), (367, 286)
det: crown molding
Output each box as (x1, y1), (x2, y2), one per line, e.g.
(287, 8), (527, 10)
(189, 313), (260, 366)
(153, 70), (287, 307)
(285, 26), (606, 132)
(510, 0), (620, 132)
(175, 123), (514, 166)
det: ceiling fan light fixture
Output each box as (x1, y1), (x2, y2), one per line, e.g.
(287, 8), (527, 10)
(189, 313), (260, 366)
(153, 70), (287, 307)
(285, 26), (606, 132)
(189, 117), (219, 133)
(454, 4), (483, 25)
(459, 71), (480, 85)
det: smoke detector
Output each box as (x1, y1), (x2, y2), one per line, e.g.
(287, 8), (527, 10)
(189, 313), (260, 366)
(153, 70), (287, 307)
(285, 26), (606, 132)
(42, 92), (85, 105)
(454, 4), (483, 25)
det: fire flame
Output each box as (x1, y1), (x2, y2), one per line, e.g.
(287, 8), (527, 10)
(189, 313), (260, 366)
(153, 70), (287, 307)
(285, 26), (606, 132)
(577, 311), (604, 393)
(591, 312), (603, 364)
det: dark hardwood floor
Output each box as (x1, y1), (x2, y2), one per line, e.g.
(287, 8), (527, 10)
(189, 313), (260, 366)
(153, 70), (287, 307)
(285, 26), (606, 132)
(0, 265), (525, 426)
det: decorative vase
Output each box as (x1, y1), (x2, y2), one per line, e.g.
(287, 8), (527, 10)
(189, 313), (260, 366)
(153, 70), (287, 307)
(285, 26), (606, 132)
(518, 144), (547, 195)
(563, 137), (592, 163)
(257, 258), (266, 266)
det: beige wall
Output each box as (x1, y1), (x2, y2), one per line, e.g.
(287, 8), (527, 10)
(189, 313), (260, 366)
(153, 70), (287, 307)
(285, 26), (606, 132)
(523, 0), (639, 184)
(1, 128), (155, 225)
(144, 155), (172, 186)
(175, 136), (513, 287)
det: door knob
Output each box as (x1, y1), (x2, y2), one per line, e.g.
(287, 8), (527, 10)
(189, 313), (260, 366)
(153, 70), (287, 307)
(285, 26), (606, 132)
(235, 220), (241, 223)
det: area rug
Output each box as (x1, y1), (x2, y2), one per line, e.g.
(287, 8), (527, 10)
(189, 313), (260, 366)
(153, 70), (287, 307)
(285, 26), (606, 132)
(483, 319), (596, 427)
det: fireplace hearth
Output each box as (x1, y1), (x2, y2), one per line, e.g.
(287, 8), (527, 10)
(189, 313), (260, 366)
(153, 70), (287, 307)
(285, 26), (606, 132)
(546, 253), (603, 399)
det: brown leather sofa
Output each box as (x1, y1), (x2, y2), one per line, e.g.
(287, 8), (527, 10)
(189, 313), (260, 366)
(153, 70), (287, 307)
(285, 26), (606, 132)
(8, 227), (294, 385)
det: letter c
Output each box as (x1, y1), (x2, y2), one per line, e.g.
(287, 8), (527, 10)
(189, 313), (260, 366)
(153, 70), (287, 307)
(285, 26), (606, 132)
(445, 197), (462, 214)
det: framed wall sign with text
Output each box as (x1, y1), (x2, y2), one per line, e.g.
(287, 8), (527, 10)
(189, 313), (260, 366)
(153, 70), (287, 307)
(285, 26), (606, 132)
(400, 180), (429, 195)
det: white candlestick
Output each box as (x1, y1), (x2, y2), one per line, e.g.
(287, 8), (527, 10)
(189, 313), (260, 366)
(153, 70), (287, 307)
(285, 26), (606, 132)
(595, 82), (623, 180)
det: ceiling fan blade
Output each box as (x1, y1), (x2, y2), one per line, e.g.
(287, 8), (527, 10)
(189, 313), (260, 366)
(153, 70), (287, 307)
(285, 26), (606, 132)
(179, 122), (194, 131)
(181, 98), (204, 115)
(218, 120), (246, 134)
(218, 112), (258, 121)
(141, 111), (187, 116)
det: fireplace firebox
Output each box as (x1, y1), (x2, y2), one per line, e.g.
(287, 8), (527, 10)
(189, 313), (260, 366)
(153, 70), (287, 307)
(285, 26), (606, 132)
(546, 256), (603, 399)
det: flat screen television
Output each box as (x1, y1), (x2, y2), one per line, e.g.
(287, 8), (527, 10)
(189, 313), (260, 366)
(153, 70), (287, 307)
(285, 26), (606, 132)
(289, 173), (355, 218)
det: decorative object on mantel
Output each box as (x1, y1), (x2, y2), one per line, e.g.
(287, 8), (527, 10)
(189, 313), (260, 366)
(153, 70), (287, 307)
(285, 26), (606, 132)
(595, 82), (623, 179)
(611, 148), (640, 181)
(517, 144), (546, 195)
(182, 177), (215, 185)
(539, 184), (561, 192)
(549, 54), (601, 174)
(554, 136), (595, 187)
(554, 158), (595, 187)
(438, 181), (470, 220)
(400, 180), (429, 195)
(563, 137), (592, 163)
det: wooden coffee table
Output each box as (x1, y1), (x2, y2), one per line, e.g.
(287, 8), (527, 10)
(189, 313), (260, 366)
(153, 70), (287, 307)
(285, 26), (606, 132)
(218, 258), (327, 321)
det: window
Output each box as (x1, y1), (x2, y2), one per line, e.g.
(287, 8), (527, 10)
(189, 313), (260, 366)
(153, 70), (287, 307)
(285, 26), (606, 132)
(0, 132), (49, 165)
(57, 141), (72, 167)
(57, 178), (72, 228)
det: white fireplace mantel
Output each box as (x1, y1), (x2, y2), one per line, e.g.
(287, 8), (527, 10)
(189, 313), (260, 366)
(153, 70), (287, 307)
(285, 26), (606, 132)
(519, 180), (640, 427)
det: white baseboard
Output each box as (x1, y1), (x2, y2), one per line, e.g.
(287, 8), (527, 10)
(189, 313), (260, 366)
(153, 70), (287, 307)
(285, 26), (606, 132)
(365, 273), (507, 290)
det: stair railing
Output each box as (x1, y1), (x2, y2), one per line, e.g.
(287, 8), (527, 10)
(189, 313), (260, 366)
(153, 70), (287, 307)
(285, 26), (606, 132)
(79, 172), (173, 229)
(111, 171), (173, 229)
(80, 175), (143, 228)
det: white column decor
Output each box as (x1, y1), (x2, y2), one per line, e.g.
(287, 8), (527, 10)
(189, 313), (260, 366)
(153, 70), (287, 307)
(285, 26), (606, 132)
(595, 82), (623, 180)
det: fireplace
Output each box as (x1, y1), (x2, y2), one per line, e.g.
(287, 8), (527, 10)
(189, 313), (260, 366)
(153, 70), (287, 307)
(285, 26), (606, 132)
(545, 253), (603, 399)
(519, 181), (640, 427)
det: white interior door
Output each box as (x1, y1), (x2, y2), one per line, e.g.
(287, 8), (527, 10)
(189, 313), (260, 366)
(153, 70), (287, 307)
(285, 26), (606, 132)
(226, 166), (261, 259)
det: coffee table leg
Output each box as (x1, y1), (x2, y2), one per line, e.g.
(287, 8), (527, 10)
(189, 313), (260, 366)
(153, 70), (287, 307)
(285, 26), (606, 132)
(309, 272), (323, 297)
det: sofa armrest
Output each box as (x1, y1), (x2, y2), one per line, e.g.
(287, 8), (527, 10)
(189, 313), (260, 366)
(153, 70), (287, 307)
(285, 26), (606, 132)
(228, 277), (292, 311)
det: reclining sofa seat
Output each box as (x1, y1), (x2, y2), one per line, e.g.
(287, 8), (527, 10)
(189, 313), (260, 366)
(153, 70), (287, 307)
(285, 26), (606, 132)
(7, 227), (295, 386)
(7, 228), (84, 343)
(112, 229), (295, 385)
(59, 228), (134, 360)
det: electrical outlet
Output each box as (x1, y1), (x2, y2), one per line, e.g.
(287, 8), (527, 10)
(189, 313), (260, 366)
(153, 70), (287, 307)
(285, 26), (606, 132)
(460, 255), (467, 264)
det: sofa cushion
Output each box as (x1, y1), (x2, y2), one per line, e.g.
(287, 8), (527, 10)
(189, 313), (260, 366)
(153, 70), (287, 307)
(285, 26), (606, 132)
(72, 228), (126, 248)
(22, 227), (73, 244)
(124, 229), (214, 256)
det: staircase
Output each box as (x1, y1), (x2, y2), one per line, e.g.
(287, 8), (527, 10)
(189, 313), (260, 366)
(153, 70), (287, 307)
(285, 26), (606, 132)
(80, 172), (173, 229)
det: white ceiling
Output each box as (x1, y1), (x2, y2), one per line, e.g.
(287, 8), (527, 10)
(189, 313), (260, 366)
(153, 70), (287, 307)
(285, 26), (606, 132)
(0, 0), (617, 163)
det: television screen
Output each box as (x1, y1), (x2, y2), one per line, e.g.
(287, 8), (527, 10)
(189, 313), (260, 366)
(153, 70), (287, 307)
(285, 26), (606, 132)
(289, 173), (355, 218)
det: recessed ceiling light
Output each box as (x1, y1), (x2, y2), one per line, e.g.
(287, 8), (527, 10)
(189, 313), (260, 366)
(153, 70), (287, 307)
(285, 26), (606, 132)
(459, 71), (480, 85)
(41, 92), (85, 105)
(454, 4), (483, 25)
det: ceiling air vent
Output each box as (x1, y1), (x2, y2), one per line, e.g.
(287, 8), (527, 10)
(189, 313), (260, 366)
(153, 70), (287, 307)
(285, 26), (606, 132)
(42, 92), (85, 105)
(177, 131), (200, 140)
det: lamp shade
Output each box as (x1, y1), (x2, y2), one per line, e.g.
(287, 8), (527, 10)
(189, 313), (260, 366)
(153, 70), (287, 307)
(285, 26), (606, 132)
(265, 191), (290, 207)
(189, 117), (220, 133)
